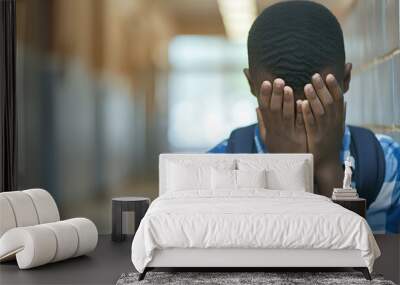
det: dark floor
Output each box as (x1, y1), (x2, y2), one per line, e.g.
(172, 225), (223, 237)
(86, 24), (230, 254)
(0, 235), (133, 285)
(1, 234), (398, 285)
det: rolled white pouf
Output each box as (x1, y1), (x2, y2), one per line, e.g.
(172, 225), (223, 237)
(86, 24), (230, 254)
(0, 192), (39, 227)
(42, 221), (79, 262)
(0, 195), (17, 237)
(63, 218), (98, 257)
(23, 189), (60, 224)
(0, 226), (57, 269)
(0, 219), (97, 269)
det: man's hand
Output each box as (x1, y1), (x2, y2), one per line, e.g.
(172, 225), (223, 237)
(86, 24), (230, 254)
(302, 73), (345, 166)
(257, 78), (307, 153)
(302, 73), (346, 196)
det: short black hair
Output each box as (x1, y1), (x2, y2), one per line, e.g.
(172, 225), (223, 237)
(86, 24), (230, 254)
(248, 1), (345, 93)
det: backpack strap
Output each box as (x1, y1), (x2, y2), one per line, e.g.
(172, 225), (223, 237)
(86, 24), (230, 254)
(348, 125), (386, 208)
(226, 124), (257, 153)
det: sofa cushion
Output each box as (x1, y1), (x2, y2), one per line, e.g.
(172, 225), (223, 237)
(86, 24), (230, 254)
(0, 218), (97, 269)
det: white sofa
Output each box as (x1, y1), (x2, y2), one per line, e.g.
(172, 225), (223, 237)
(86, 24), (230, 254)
(0, 189), (98, 269)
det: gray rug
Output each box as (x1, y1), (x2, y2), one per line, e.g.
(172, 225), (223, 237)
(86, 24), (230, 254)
(116, 271), (396, 285)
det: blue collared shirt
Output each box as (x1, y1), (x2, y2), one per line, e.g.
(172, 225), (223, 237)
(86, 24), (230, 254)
(208, 124), (400, 234)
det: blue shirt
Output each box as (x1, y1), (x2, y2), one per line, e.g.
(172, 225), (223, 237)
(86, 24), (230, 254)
(208, 124), (400, 234)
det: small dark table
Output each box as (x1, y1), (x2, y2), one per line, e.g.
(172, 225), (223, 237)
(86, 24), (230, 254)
(112, 197), (150, 242)
(332, 198), (366, 218)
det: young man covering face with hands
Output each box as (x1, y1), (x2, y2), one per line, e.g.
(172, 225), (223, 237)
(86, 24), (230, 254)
(209, 1), (400, 234)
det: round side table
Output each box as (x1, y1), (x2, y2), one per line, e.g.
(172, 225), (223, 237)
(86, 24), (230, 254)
(112, 197), (150, 242)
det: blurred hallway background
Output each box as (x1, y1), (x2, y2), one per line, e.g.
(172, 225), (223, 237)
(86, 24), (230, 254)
(15, 0), (399, 234)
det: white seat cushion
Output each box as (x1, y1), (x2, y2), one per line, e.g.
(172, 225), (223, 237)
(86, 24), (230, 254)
(64, 218), (98, 257)
(0, 191), (40, 227)
(0, 218), (98, 269)
(0, 225), (57, 269)
(0, 196), (17, 237)
(23, 189), (60, 224)
(0, 189), (60, 237)
(42, 221), (79, 262)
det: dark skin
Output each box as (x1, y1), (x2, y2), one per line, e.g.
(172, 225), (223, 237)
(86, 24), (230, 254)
(243, 63), (352, 197)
